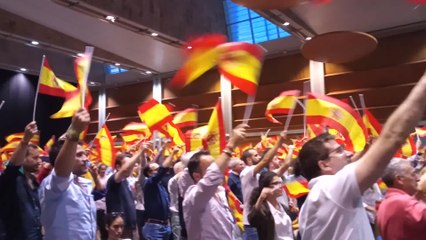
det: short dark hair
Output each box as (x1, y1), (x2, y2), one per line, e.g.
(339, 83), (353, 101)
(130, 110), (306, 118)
(143, 166), (151, 178)
(25, 144), (38, 156)
(48, 139), (65, 167)
(187, 151), (210, 180)
(241, 148), (255, 165)
(298, 133), (334, 180)
(114, 153), (132, 168)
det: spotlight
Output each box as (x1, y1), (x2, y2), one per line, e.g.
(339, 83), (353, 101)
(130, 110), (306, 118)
(105, 15), (116, 23)
(146, 71), (152, 74)
(114, 63), (121, 66)
(77, 53), (85, 57)
(30, 41), (39, 45)
(151, 32), (158, 37)
(20, 68), (27, 72)
(305, 37), (312, 40)
(283, 22), (290, 26)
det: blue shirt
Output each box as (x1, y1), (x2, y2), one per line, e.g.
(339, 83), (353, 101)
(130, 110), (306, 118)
(143, 167), (171, 221)
(39, 171), (96, 240)
(227, 171), (243, 203)
(0, 164), (42, 240)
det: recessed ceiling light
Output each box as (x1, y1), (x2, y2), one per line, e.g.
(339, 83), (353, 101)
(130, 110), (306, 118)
(151, 32), (158, 37)
(20, 68), (27, 72)
(77, 53), (84, 57)
(114, 63), (121, 66)
(30, 41), (39, 45)
(305, 37), (312, 41)
(105, 15), (116, 22)
(146, 71), (152, 74)
(283, 22), (290, 26)
(187, 46), (192, 49)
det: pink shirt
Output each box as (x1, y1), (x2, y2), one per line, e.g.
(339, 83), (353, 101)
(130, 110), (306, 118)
(377, 188), (426, 240)
(183, 163), (235, 240)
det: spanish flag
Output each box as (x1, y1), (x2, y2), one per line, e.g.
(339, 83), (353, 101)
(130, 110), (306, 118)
(4, 133), (39, 145)
(218, 42), (264, 96)
(306, 93), (367, 152)
(94, 124), (116, 167)
(39, 58), (77, 98)
(173, 108), (198, 128)
(122, 122), (151, 138)
(43, 135), (55, 153)
(50, 51), (93, 118)
(205, 99), (226, 158)
(169, 34), (227, 89)
(224, 170), (244, 230)
(137, 99), (173, 132)
(158, 122), (185, 146)
(415, 126), (426, 138)
(362, 108), (382, 138)
(283, 176), (310, 199)
(399, 133), (417, 158)
(265, 90), (300, 124)
(185, 126), (208, 152)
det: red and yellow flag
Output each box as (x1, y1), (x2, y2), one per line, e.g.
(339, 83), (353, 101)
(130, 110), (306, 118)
(362, 108), (382, 138)
(138, 99), (173, 131)
(283, 176), (310, 199)
(5, 133), (39, 145)
(43, 135), (56, 153)
(173, 108), (198, 128)
(185, 126), (208, 152)
(169, 34), (227, 89)
(170, 34), (264, 96)
(94, 124), (116, 167)
(399, 133), (417, 158)
(265, 90), (300, 124)
(205, 99), (226, 158)
(306, 93), (367, 152)
(218, 42), (264, 96)
(122, 122), (151, 139)
(39, 58), (77, 98)
(415, 126), (426, 138)
(224, 170), (244, 230)
(158, 122), (185, 146)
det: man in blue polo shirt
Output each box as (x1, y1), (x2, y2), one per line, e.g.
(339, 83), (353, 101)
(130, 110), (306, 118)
(142, 144), (179, 239)
(0, 121), (41, 240)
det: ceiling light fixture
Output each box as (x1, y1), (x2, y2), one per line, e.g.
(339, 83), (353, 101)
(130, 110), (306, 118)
(187, 46), (192, 49)
(114, 63), (121, 66)
(77, 53), (84, 57)
(30, 41), (39, 45)
(20, 68), (27, 72)
(146, 71), (152, 74)
(151, 32), (158, 37)
(105, 15), (116, 23)
(283, 22), (290, 26)
(305, 37), (312, 41)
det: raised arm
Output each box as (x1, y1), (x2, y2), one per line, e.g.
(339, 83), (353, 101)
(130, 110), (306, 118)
(254, 131), (286, 175)
(115, 142), (151, 183)
(356, 71), (426, 192)
(54, 109), (90, 177)
(216, 124), (248, 173)
(274, 145), (297, 177)
(9, 121), (38, 166)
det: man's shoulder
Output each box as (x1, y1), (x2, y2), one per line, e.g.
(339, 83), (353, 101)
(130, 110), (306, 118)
(240, 165), (255, 178)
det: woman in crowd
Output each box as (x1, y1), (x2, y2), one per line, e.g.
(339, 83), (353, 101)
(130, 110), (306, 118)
(105, 213), (126, 240)
(248, 171), (294, 240)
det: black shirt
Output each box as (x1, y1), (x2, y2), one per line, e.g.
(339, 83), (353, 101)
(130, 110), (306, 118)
(105, 174), (137, 228)
(143, 167), (170, 221)
(0, 164), (42, 240)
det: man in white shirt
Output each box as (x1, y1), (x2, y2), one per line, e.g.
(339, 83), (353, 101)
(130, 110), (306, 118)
(240, 132), (287, 240)
(298, 70), (426, 240)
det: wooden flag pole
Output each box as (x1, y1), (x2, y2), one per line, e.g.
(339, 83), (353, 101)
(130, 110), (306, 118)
(32, 55), (46, 121)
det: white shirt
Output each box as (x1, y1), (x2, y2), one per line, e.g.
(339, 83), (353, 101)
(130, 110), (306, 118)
(362, 183), (382, 224)
(168, 173), (180, 213)
(299, 163), (374, 240)
(240, 165), (259, 225)
(267, 201), (294, 240)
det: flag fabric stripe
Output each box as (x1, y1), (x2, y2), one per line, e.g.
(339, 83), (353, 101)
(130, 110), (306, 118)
(265, 90), (300, 124)
(39, 59), (77, 98)
(5, 133), (24, 143)
(283, 178), (310, 198)
(205, 99), (226, 158)
(415, 126), (426, 137)
(138, 100), (173, 131)
(185, 126), (209, 152)
(159, 122), (185, 146)
(220, 71), (259, 96)
(363, 109), (382, 138)
(306, 93), (367, 152)
(95, 125), (116, 167)
(173, 108), (198, 128)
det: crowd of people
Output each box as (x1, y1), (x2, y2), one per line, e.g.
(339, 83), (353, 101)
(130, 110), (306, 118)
(0, 70), (426, 240)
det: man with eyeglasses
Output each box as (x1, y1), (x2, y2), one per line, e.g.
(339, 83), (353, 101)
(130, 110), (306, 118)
(297, 70), (426, 240)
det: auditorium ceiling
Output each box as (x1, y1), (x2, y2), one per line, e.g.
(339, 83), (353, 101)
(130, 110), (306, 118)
(0, 0), (425, 140)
